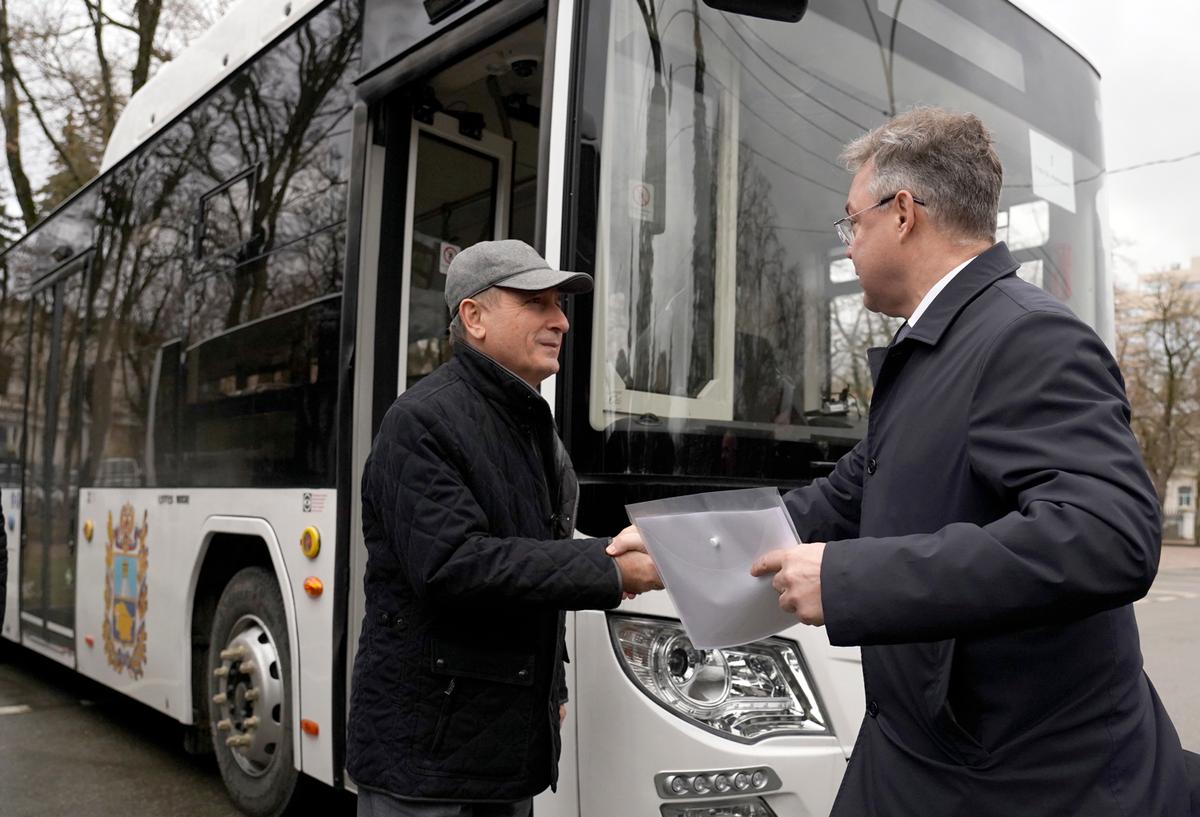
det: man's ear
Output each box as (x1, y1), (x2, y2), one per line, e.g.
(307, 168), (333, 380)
(460, 298), (487, 341)
(896, 191), (918, 239)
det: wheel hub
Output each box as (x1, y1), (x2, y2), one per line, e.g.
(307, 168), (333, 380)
(213, 615), (286, 777)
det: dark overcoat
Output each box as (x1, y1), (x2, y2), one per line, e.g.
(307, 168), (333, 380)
(347, 343), (622, 802)
(785, 243), (1189, 816)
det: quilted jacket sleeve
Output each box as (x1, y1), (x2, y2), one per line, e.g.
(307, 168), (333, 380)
(367, 419), (623, 611)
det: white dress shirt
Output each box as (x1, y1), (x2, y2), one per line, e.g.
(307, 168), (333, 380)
(906, 255), (978, 328)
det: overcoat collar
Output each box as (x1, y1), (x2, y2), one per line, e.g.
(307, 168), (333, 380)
(453, 339), (568, 518)
(902, 241), (1020, 348)
(866, 242), (1019, 384)
(453, 341), (550, 425)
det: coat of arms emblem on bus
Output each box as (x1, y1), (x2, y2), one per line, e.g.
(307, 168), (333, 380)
(102, 504), (149, 679)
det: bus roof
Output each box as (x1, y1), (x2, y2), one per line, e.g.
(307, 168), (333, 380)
(1006, 0), (1101, 78)
(101, 0), (1098, 177)
(99, 0), (326, 173)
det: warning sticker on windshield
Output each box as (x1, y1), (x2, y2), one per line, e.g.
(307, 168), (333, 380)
(1029, 129), (1076, 214)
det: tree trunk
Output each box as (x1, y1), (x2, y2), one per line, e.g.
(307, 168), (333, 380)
(0, 0), (38, 228)
(85, 0), (119, 142)
(131, 0), (163, 93)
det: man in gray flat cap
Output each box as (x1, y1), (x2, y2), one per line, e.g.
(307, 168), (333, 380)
(348, 239), (660, 816)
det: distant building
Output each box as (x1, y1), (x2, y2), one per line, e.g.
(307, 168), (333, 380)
(1141, 256), (1200, 291)
(1163, 464), (1197, 544)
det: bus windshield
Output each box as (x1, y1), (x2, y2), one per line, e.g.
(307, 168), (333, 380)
(568, 0), (1107, 488)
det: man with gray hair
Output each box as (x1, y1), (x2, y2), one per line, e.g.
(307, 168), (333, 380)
(348, 239), (660, 816)
(752, 107), (1191, 813)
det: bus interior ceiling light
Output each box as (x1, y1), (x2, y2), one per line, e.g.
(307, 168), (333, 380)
(609, 616), (828, 740)
(700, 0), (807, 22)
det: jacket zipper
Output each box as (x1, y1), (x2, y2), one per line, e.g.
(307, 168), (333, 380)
(549, 615), (563, 783)
(431, 678), (456, 753)
(529, 431), (555, 528)
(530, 432), (565, 784)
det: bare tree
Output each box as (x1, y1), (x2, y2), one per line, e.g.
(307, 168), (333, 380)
(79, 0), (356, 474)
(1115, 274), (1200, 505)
(734, 152), (806, 423)
(0, 0), (234, 222)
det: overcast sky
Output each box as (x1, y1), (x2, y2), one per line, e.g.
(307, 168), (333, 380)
(3, 0), (1194, 283)
(1020, 0), (1200, 281)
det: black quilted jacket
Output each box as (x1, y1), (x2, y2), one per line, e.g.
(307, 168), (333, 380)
(346, 343), (622, 802)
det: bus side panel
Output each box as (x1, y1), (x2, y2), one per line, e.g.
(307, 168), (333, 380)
(2, 487), (20, 642)
(72, 488), (339, 786)
(75, 488), (185, 716)
(532, 611), (580, 817)
(184, 489), (339, 786)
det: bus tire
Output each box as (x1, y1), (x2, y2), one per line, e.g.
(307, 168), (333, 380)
(207, 566), (305, 817)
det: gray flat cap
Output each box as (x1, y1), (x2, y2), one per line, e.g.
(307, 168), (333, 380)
(444, 239), (593, 316)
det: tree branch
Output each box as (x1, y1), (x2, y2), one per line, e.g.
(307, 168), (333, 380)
(13, 67), (85, 186)
(81, 0), (118, 139)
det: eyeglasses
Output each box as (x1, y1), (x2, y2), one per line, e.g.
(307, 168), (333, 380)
(834, 193), (926, 246)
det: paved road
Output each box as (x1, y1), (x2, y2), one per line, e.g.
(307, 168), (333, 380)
(0, 643), (353, 817)
(1, 547), (1197, 816)
(1138, 545), (1200, 751)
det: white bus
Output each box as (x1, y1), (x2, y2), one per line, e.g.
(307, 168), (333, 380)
(0, 0), (1109, 814)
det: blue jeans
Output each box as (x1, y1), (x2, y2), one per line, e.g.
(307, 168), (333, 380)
(356, 787), (532, 817)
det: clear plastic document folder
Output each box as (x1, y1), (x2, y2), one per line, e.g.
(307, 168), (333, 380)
(626, 487), (801, 648)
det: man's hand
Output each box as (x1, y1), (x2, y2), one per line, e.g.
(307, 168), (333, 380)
(606, 525), (648, 556)
(750, 542), (827, 625)
(560, 704), (567, 725)
(606, 525), (663, 596)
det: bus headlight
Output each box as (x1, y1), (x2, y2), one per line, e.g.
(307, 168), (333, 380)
(608, 615), (829, 741)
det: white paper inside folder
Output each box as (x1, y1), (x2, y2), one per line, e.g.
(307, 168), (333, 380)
(626, 487), (801, 649)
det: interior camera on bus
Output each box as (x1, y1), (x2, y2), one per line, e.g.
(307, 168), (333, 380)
(509, 55), (540, 78)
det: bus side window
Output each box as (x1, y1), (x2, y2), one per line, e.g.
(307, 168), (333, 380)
(179, 294), (341, 488)
(146, 338), (183, 487)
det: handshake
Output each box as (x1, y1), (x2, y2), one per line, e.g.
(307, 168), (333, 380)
(601, 523), (826, 626)
(605, 525), (663, 598)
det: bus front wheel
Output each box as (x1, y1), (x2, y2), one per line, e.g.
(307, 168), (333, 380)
(207, 566), (304, 817)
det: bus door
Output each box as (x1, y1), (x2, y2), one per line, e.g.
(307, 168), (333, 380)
(346, 15), (544, 764)
(20, 252), (94, 661)
(396, 110), (513, 392)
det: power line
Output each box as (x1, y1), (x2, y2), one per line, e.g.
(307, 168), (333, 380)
(1084, 149), (1200, 183)
(669, 62), (845, 174)
(1006, 148), (1200, 190)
